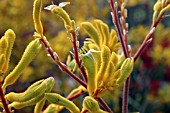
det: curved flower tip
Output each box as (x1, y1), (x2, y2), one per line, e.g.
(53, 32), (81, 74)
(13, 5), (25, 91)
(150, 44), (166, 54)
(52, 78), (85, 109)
(59, 2), (70, 8)
(44, 5), (57, 11)
(44, 2), (70, 11)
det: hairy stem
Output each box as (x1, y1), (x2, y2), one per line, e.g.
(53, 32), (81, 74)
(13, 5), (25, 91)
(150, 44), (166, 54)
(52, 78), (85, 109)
(134, 13), (164, 61)
(122, 77), (130, 113)
(70, 31), (88, 82)
(96, 98), (113, 113)
(39, 38), (87, 88)
(81, 109), (88, 113)
(109, 1), (131, 113)
(0, 82), (10, 113)
(109, 0), (129, 58)
(67, 91), (85, 100)
(40, 37), (111, 112)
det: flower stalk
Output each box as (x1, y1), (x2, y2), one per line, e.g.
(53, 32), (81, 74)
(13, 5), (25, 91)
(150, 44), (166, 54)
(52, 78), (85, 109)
(39, 38), (87, 88)
(70, 30), (88, 83)
(67, 91), (85, 100)
(109, 1), (131, 113)
(134, 13), (164, 61)
(40, 37), (113, 112)
(109, 0), (129, 58)
(109, 1), (169, 113)
(0, 82), (10, 113)
(96, 98), (113, 113)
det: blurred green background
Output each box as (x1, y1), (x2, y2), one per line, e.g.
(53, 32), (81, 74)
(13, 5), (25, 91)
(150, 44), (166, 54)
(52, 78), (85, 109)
(0, 0), (170, 113)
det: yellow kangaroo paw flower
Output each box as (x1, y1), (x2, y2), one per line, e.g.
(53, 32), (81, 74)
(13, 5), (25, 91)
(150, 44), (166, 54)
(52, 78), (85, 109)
(83, 96), (108, 113)
(45, 93), (80, 113)
(153, 0), (162, 23)
(158, 4), (170, 18)
(93, 20), (105, 46)
(102, 61), (115, 85)
(34, 77), (54, 113)
(116, 52), (125, 69)
(90, 50), (101, 72)
(111, 43), (121, 53)
(0, 36), (8, 55)
(3, 29), (16, 73)
(110, 30), (117, 46)
(43, 104), (57, 113)
(3, 39), (42, 90)
(51, 6), (72, 28)
(110, 69), (122, 82)
(6, 78), (47, 102)
(110, 52), (119, 65)
(97, 45), (110, 84)
(116, 58), (134, 85)
(0, 54), (6, 81)
(100, 22), (109, 46)
(88, 43), (100, 50)
(9, 93), (44, 109)
(44, 77), (55, 93)
(81, 53), (96, 96)
(0, 54), (6, 72)
(34, 98), (46, 113)
(33, 0), (43, 36)
(109, 30), (120, 52)
(81, 22), (100, 45)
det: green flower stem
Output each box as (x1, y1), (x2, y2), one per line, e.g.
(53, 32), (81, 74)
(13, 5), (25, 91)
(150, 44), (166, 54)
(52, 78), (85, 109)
(0, 82), (10, 113)
(70, 31), (88, 83)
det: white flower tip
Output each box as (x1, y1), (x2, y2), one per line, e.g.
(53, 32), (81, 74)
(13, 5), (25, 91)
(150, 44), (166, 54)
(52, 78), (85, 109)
(162, 0), (166, 5)
(59, 2), (70, 8)
(89, 49), (101, 53)
(44, 5), (56, 10)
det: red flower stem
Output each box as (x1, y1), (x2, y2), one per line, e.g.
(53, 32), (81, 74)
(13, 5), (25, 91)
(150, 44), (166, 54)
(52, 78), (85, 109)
(109, 0), (166, 112)
(121, 13), (164, 113)
(119, 3), (129, 51)
(67, 91), (85, 100)
(39, 38), (87, 88)
(134, 13), (164, 62)
(81, 109), (88, 113)
(122, 77), (130, 113)
(0, 82), (10, 113)
(40, 37), (112, 112)
(96, 98), (114, 113)
(109, 0), (129, 58)
(109, 1), (133, 113)
(70, 31), (87, 82)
